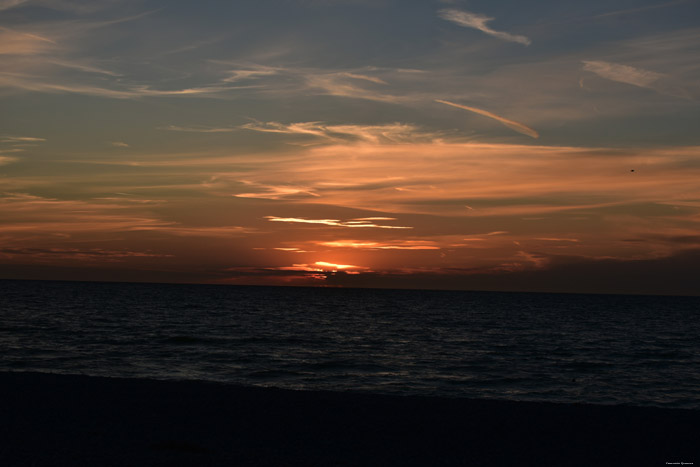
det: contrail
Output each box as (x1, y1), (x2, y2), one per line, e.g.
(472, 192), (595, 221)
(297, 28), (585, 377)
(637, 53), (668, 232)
(436, 99), (539, 139)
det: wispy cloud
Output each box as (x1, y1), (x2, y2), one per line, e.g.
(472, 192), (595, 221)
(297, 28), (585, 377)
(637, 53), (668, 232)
(582, 60), (663, 89)
(0, 192), (255, 242)
(436, 99), (539, 138)
(438, 9), (531, 46)
(241, 121), (440, 143)
(164, 36), (227, 56)
(535, 238), (580, 243)
(337, 72), (388, 85)
(213, 62), (400, 102)
(0, 247), (172, 261)
(0, 193), (175, 234)
(581, 59), (693, 99)
(304, 73), (400, 102)
(47, 59), (122, 76)
(319, 240), (440, 250)
(234, 181), (319, 200)
(0, 14), (250, 100)
(160, 125), (238, 133)
(0, 0), (137, 14)
(0, 73), (244, 99)
(0, 135), (45, 165)
(0, 27), (57, 55)
(110, 141), (129, 148)
(0, 0), (30, 11)
(1, 136), (46, 143)
(156, 226), (254, 238)
(221, 66), (281, 83)
(265, 216), (412, 229)
(592, 0), (691, 19)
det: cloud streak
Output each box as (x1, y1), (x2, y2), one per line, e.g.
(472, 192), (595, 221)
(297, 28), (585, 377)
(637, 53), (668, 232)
(0, 0), (30, 11)
(319, 240), (440, 250)
(436, 99), (539, 138)
(0, 72), (245, 99)
(234, 182), (319, 200)
(582, 61), (663, 89)
(0, 247), (171, 261)
(304, 73), (400, 102)
(438, 9), (531, 45)
(265, 216), (412, 229)
(592, 0), (691, 19)
(161, 125), (238, 133)
(0, 0), (138, 14)
(0, 135), (45, 165)
(1, 136), (46, 143)
(241, 121), (440, 144)
(214, 62), (401, 103)
(0, 192), (253, 240)
(0, 27), (57, 55)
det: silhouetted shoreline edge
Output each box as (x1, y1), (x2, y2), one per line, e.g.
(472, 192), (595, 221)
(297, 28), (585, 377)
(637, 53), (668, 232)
(1, 371), (697, 466)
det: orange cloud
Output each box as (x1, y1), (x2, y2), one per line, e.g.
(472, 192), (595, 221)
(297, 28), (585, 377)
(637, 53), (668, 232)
(264, 216), (412, 229)
(0, 27), (56, 55)
(5, 139), (700, 286)
(241, 121), (439, 144)
(242, 142), (700, 217)
(318, 240), (440, 250)
(265, 261), (368, 272)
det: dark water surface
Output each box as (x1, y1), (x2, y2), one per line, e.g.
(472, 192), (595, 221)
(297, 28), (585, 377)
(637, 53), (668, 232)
(1, 280), (699, 409)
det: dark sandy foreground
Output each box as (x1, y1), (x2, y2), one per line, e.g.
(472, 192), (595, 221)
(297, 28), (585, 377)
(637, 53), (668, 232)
(0, 372), (697, 466)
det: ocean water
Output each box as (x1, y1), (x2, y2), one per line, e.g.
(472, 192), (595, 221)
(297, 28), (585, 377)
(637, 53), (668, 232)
(1, 279), (699, 409)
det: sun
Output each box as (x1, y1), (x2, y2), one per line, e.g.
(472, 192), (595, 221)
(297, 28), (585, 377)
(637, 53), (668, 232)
(314, 261), (358, 271)
(314, 261), (366, 274)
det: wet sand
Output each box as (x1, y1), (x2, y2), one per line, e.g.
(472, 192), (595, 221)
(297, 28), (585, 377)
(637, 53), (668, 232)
(0, 371), (697, 466)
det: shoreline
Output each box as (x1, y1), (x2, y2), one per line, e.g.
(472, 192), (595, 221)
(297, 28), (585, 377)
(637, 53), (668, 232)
(1, 371), (697, 466)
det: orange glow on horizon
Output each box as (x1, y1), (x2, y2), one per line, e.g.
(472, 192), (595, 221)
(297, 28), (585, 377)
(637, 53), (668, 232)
(318, 240), (440, 250)
(314, 261), (365, 270)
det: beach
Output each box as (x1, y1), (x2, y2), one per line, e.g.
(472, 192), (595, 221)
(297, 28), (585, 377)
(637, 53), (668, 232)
(0, 371), (697, 466)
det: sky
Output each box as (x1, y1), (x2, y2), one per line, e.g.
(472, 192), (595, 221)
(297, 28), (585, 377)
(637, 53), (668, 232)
(1, 0), (700, 295)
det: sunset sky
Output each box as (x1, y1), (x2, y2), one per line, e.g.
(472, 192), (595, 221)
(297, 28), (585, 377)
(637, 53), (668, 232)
(2, 0), (700, 295)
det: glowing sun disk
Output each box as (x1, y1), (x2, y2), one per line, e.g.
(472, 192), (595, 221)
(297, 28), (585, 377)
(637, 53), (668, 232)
(314, 261), (362, 270)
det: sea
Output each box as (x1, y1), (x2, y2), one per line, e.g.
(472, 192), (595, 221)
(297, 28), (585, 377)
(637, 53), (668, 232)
(1, 279), (699, 409)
